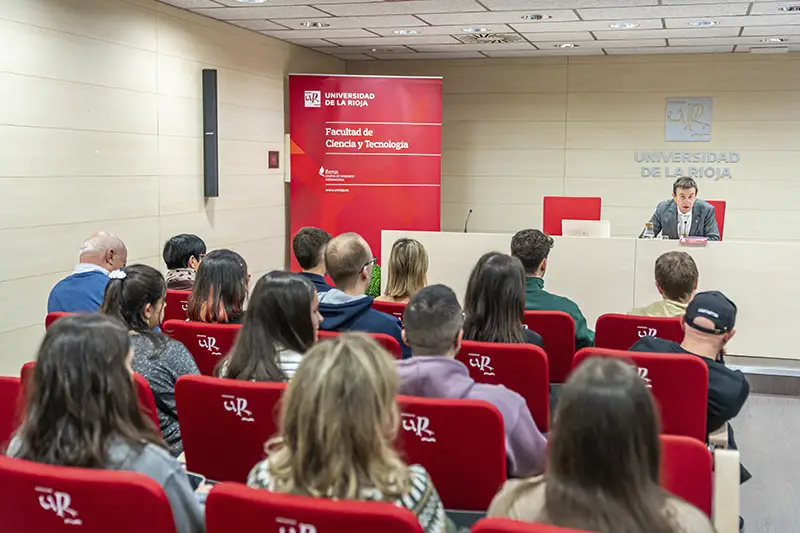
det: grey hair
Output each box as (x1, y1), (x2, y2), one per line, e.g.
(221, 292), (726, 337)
(79, 232), (125, 257)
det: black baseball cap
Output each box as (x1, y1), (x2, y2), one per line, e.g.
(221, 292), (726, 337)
(685, 291), (737, 335)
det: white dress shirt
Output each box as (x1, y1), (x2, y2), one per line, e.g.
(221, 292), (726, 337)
(677, 208), (693, 237)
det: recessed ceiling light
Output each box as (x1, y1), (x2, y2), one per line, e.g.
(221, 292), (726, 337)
(555, 43), (578, 48)
(688, 20), (720, 27)
(370, 48), (396, 53)
(778, 5), (800, 12)
(520, 14), (552, 21)
(300, 21), (331, 28)
(609, 22), (640, 29)
(761, 37), (789, 43)
(462, 27), (490, 33)
(235, 0), (268, 3)
(393, 29), (421, 35)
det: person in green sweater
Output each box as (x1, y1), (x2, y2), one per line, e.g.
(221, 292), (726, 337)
(510, 229), (595, 350)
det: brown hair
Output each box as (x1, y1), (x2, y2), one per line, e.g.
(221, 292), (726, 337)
(264, 333), (410, 500)
(324, 233), (372, 289)
(654, 251), (698, 303)
(187, 249), (248, 323)
(383, 238), (428, 301)
(292, 227), (332, 271)
(463, 252), (527, 344)
(511, 229), (554, 275)
(673, 177), (698, 195)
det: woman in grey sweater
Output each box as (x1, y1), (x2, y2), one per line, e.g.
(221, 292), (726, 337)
(101, 264), (200, 455)
(8, 314), (204, 533)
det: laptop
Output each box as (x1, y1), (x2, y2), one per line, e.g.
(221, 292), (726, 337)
(561, 220), (611, 238)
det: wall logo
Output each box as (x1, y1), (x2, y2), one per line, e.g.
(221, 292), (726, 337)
(665, 97), (712, 142)
(304, 91), (321, 108)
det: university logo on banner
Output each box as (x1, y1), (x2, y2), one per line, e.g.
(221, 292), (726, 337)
(304, 91), (321, 108)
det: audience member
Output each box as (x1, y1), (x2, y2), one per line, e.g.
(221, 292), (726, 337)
(7, 314), (204, 533)
(399, 284), (546, 478)
(247, 333), (453, 533)
(630, 290), (751, 481)
(216, 272), (321, 381)
(463, 252), (543, 347)
(511, 229), (594, 349)
(163, 234), (207, 291)
(488, 357), (715, 533)
(187, 249), (248, 324)
(47, 232), (127, 313)
(101, 265), (199, 456)
(629, 251), (699, 317)
(292, 227), (333, 294)
(318, 233), (410, 358)
(376, 238), (428, 304)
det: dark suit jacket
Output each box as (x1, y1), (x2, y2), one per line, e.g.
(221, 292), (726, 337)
(643, 198), (720, 240)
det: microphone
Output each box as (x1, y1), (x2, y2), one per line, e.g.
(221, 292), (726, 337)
(464, 209), (473, 233)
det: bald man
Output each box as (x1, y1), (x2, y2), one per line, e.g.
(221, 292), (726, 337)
(47, 232), (128, 313)
(318, 232), (410, 358)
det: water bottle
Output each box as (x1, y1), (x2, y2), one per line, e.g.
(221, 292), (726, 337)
(642, 222), (655, 239)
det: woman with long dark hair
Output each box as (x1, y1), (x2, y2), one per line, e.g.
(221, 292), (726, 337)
(216, 271), (322, 381)
(463, 252), (542, 346)
(187, 249), (248, 324)
(101, 264), (199, 455)
(488, 357), (715, 533)
(7, 314), (204, 533)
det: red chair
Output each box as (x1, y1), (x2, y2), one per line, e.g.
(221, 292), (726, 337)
(523, 311), (575, 383)
(594, 313), (684, 351)
(474, 519), (589, 532)
(396, 396), (506, 511)
(163, 290), (191, 323)
(372, 300), (407, 320)
(44, 312), (73, 329)
(0, 455), (177, 533)
(706, 200), (726, 241)
(175, 376), (286, 483)
(661, 435), (713, 517)
(161, 320), (241, 376)
(20, 362), (160, 431)
(0, 377), (22, 448)
(318, 330), (403, 360)
(573, 348), (708, 442)
(455, 341), (550, 432)
(542, 196), (602, 237)
(206, 483), (422, 533)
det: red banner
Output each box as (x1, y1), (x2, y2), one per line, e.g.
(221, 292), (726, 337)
(289, 74), (442, 268)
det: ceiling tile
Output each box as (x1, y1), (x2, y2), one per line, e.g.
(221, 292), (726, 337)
(577, 4), (750, 21)
(313, 45), (412, 54)
(213, 0), (380, 4)
(512, 19), (663, 32)
(327, 35), (462, 46)
(666, 15), (800, 28)
(278, 38), (336, 48)
(530, 38), (667, 49)
(331, 54), (376, 61)
(370, 51), (487, 59)
(482, 48), (604, 57)
(159, 0), (224, 8)
(669, 36), (798, 47)
(605, 45), (735, 54)
(369, 24), (515, 36)
(269, 15), (428, 29)
(409, 43), (536, 52)
(229, 20), (290, 31)
(735, 44), (800, 52)
(750, 2), (800, 16)
(743, 25), (800, 36)
(418, 10), (579, 26)
(262, 28), (376, 39)
(483, 0), (656, 8)
(592, 27), (741, 39)
(516, 32), (595, 42)
(662, 0), (778, 3)
(192, 6), (328, 21)
(319, 0), (487, 17)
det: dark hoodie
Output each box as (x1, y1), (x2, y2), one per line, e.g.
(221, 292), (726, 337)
(297, 272), (333, 294)
(319, 288), (411, 358)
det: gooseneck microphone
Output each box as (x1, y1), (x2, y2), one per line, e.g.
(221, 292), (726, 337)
(464, 209), (473, 233)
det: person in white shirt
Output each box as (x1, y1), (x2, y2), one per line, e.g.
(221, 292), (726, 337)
(641, 177), (720, 240)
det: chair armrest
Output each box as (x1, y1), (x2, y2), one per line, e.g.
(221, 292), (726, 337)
(713, 448), (740, 533)
(709, 422), (729, 449)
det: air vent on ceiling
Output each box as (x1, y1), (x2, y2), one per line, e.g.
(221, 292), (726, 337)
(456, 33), (525, 44)
(749, 45), (789, 54)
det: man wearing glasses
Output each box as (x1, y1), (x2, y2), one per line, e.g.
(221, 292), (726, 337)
(318, 232), (411, 358)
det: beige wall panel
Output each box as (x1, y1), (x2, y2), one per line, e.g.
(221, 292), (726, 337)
(0, 73), (159, 134)
(441, 64), (567, 94)
(442, 202), (543, 233)
(158, 136), (203, 176)
(443, 121), (566, 150)
(158, 174), (285, 216)
(219, 106), (284, 143)
(158, 206), (285, 249)
(222, 236), (286, 275)
(0, 272), (67, 333)
(157, 95), (202, 138)
(442, 176), (563, 205)
(443, 149), (565, 177)
(0, 126), (158, 177)
(444, 93), (567, 123)
(0, 325), (45, 377)
(565, 177), (679, 208)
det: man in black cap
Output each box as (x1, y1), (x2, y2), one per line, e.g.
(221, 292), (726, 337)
(630, 290), (751, 482)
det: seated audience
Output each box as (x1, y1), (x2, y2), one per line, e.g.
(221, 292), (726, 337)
(488, 357), (715, 533)
(398, 284), (546, 478)
(292, 227), (333, 294)
(629, 251), (699, 317)
(47, 232), (127, 313)
(101, 265), (200, 455)
(163, 234), (207, 291)
(247, 333), (453, 533)
(463, 252), (543, 347)
(630, 290), (751, 482)
(7, 314), (204, 533)
(318, 233), (410, 358)
(511, 229), (594, 349)
(187, 249), (248, 324)
(216, 272), (321, 381)
(376, 238), (428, 304)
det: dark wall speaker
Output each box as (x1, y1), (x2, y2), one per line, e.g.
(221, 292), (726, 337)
(202, 69), (219, 198)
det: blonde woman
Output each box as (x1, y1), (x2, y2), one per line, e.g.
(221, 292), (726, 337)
(247, 333), (453, 533)
(376, 238), (429, 304)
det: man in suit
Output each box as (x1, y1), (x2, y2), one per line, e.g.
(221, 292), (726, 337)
(643, 177), (720, 240)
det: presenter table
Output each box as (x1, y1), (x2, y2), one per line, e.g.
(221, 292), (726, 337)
(382, 230), (800, 361)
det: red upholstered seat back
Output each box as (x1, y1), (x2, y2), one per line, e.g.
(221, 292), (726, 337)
(161, 320), (241, 376)
(523, 311), (575, 383)
(595, 313), (684, 351)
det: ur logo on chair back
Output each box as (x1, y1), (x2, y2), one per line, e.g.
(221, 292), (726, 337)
(222, 395), (254, 422)
(277, 517), (317, 533)
(468, 354), (495, 376)
(197, 334), (221, 355)
(36, 486), (82, 526)
(637, 326), (658, 338)
(636, 366), (653, 389)
(401, 413), (436, 442)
